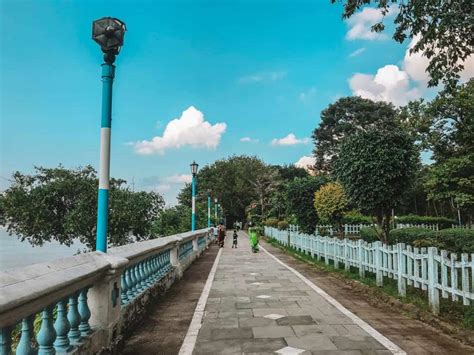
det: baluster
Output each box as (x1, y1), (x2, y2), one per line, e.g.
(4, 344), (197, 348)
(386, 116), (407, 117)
(37, 306), (56, 355)
(16, 315), (35, 355)
(54, 299), (72, 352)
(132, 265), (142, 293)
(67, 292), (82, 344)
(145, 258), (153, 286)
(125, 268), (134, 300)
(0, 326), (12, 355)
(121, 273), (129, 305)
(78, 288), (92, 336)
(153, 256), (159, 280)
(139, 262), (148, 290)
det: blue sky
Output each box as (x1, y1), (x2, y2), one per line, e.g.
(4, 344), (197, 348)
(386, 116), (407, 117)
(1, 0), (442, 204)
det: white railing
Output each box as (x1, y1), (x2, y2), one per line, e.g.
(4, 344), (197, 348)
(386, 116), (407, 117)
(396, 223), (439, 231)
(0, 229), (214, 355)
(452, 224), (474, 230)
(265, 226), (474, 315)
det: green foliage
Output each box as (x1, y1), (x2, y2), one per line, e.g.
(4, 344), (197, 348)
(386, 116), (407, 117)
(332, 1), (474, 89)
(0, 166), (164, 250)
(277, 220), (288, 231)
(334, 128), (419, 242)
(395, 215), (456, 229)
(285, 176), (329, 233)
(341, 210), (372, 225)
(177, 155), (276, 227)
(436, 228), (474, 255)
(359, 226), (381, 243)
(314, 182), (348, 225)
(312, 97), (397, 172)
(264, 217), (279, 228)
(151, 205), (192, 237)
(388, 228), (434, 245)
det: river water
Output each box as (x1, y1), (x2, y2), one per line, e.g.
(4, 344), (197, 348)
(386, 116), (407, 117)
(0, 227), (87, 271)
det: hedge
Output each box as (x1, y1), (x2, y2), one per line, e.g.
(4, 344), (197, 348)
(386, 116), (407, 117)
(436, 229), (474, 255)
(388, 227), (434, 245)
(341, 210), (372, 225)
(359, 226), (381, 243)
(265, 217), (279, 228)
(395, 215), (456, 229)
(277, 220), (288, 230)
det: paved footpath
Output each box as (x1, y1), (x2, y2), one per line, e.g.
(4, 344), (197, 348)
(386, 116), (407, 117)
(185, 232), (404, 355)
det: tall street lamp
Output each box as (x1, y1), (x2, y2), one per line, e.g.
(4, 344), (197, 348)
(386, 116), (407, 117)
(214, 197), (218, 223)
(92, 17), (126, 252)
(207, 190), (211, 228)
(190, 161), (199, 231)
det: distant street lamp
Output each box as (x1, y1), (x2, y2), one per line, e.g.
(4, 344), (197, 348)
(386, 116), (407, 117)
(190, 161), (199, 231)
(207, 190), (211, 228)
(214, 197), (218, 223)
(92, 17), (126, 252)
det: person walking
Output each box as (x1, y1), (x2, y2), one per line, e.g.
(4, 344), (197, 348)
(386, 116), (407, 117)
(232, 229), (238, 248)
(218, 223), (226, 248)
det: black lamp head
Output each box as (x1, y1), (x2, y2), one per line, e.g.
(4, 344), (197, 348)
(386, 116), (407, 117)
(190, 161), (199, 175)
(92, 17), (126, 63)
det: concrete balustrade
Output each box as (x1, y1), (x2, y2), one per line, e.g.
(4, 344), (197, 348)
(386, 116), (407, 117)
(0, 228), (213, 354)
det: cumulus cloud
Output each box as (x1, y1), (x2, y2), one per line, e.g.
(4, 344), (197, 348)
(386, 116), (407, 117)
(162, 174), (192, 184)
(346, 7), (396, 41)
(271, 133), (310, 146)
(239, 71), (286, 84)
(134, 106), (226, 155)
(349, 47), (366, 57)
(240, 137), (259, 143)
(348, 35), (474, 106)
(295, 156), (316, 170)
(349, 65), (420, 106)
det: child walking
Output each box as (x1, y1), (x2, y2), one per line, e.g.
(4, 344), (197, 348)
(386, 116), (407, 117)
(232, 229), (238, 248)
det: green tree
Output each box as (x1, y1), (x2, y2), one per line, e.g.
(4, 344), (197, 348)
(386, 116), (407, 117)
(334, 129), (419, 242)
(332, 0), (474, 89)
(177, 155), (272, 227)
(151, 205), (192, 237)
(0, 166), (164, 249)
(312, 97), (397, 172)
(314, 182), (348, 233)
(285, 176), (329, 233)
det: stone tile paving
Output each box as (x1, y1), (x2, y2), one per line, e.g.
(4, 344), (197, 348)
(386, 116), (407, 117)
(193, 232), (395, 354)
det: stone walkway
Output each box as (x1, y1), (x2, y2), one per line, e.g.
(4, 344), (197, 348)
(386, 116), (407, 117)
(192, 232), (399, 354)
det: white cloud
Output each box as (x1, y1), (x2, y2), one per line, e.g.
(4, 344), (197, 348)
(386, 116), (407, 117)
(299, 87), (316, 102)
(134, 106), (227, 155)
(271, 133), (310, 146)
(155, 184), (171, 193)
(346, 7), (396, 41)
(349, 65), (420, 106)
(162, 174), (192, 184)
(348, 35), (474, 106)
(295, 156), (316, 170)
(239, 71), (286, 84)
(349, 47), (366, 57)
(240, 137), (259, 143)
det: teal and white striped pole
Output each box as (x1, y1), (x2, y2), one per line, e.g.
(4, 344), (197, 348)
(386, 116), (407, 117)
(96, 62), (115, 252)
(190, 161), (199, 231)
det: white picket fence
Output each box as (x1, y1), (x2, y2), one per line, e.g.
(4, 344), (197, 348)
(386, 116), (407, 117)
(265, 226), (474, 315)
(315, 223), (441, 236)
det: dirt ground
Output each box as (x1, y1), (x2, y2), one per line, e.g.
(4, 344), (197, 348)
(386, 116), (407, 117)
(261, 239), (474, 355)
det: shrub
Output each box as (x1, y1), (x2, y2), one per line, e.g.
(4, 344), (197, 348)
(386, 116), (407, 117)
(388, 227), (435, 245)
(395, 215), (456, 229)
(435, 228), (474, 254)
(277, 220), (289, 230)
(265, 217), (279, 228)
(342, 210), (372, 225)
(359, 226), (381, 243)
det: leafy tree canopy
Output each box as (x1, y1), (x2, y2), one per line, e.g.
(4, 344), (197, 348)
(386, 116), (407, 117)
(334, 129), (419, 241)
(312, 96), (398, 172)
(0, 166), (164, 250)
(332, 0), (474, 89)
(285, 176), (329, 233)
(314, 182), (348, 226)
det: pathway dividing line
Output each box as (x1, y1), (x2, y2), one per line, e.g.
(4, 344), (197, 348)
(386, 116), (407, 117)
(179, 247), (223, 355)
(260, 244), (406, 355)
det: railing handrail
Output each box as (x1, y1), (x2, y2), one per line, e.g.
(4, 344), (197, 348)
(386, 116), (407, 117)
(0, 228), (209, 328)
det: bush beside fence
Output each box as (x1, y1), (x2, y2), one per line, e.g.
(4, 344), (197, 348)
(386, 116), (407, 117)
(265, 226), (474, 315)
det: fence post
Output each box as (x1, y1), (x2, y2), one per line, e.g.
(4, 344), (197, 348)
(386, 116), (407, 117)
(397, 243), (406, 297)
(344, 239), (350, 271)
(358, 239), (365, 278)
(334, 239), (339, 269)
(375, 241), (383, 287)
(427, 247), (440, 315)
(324, 238), (329, 265)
